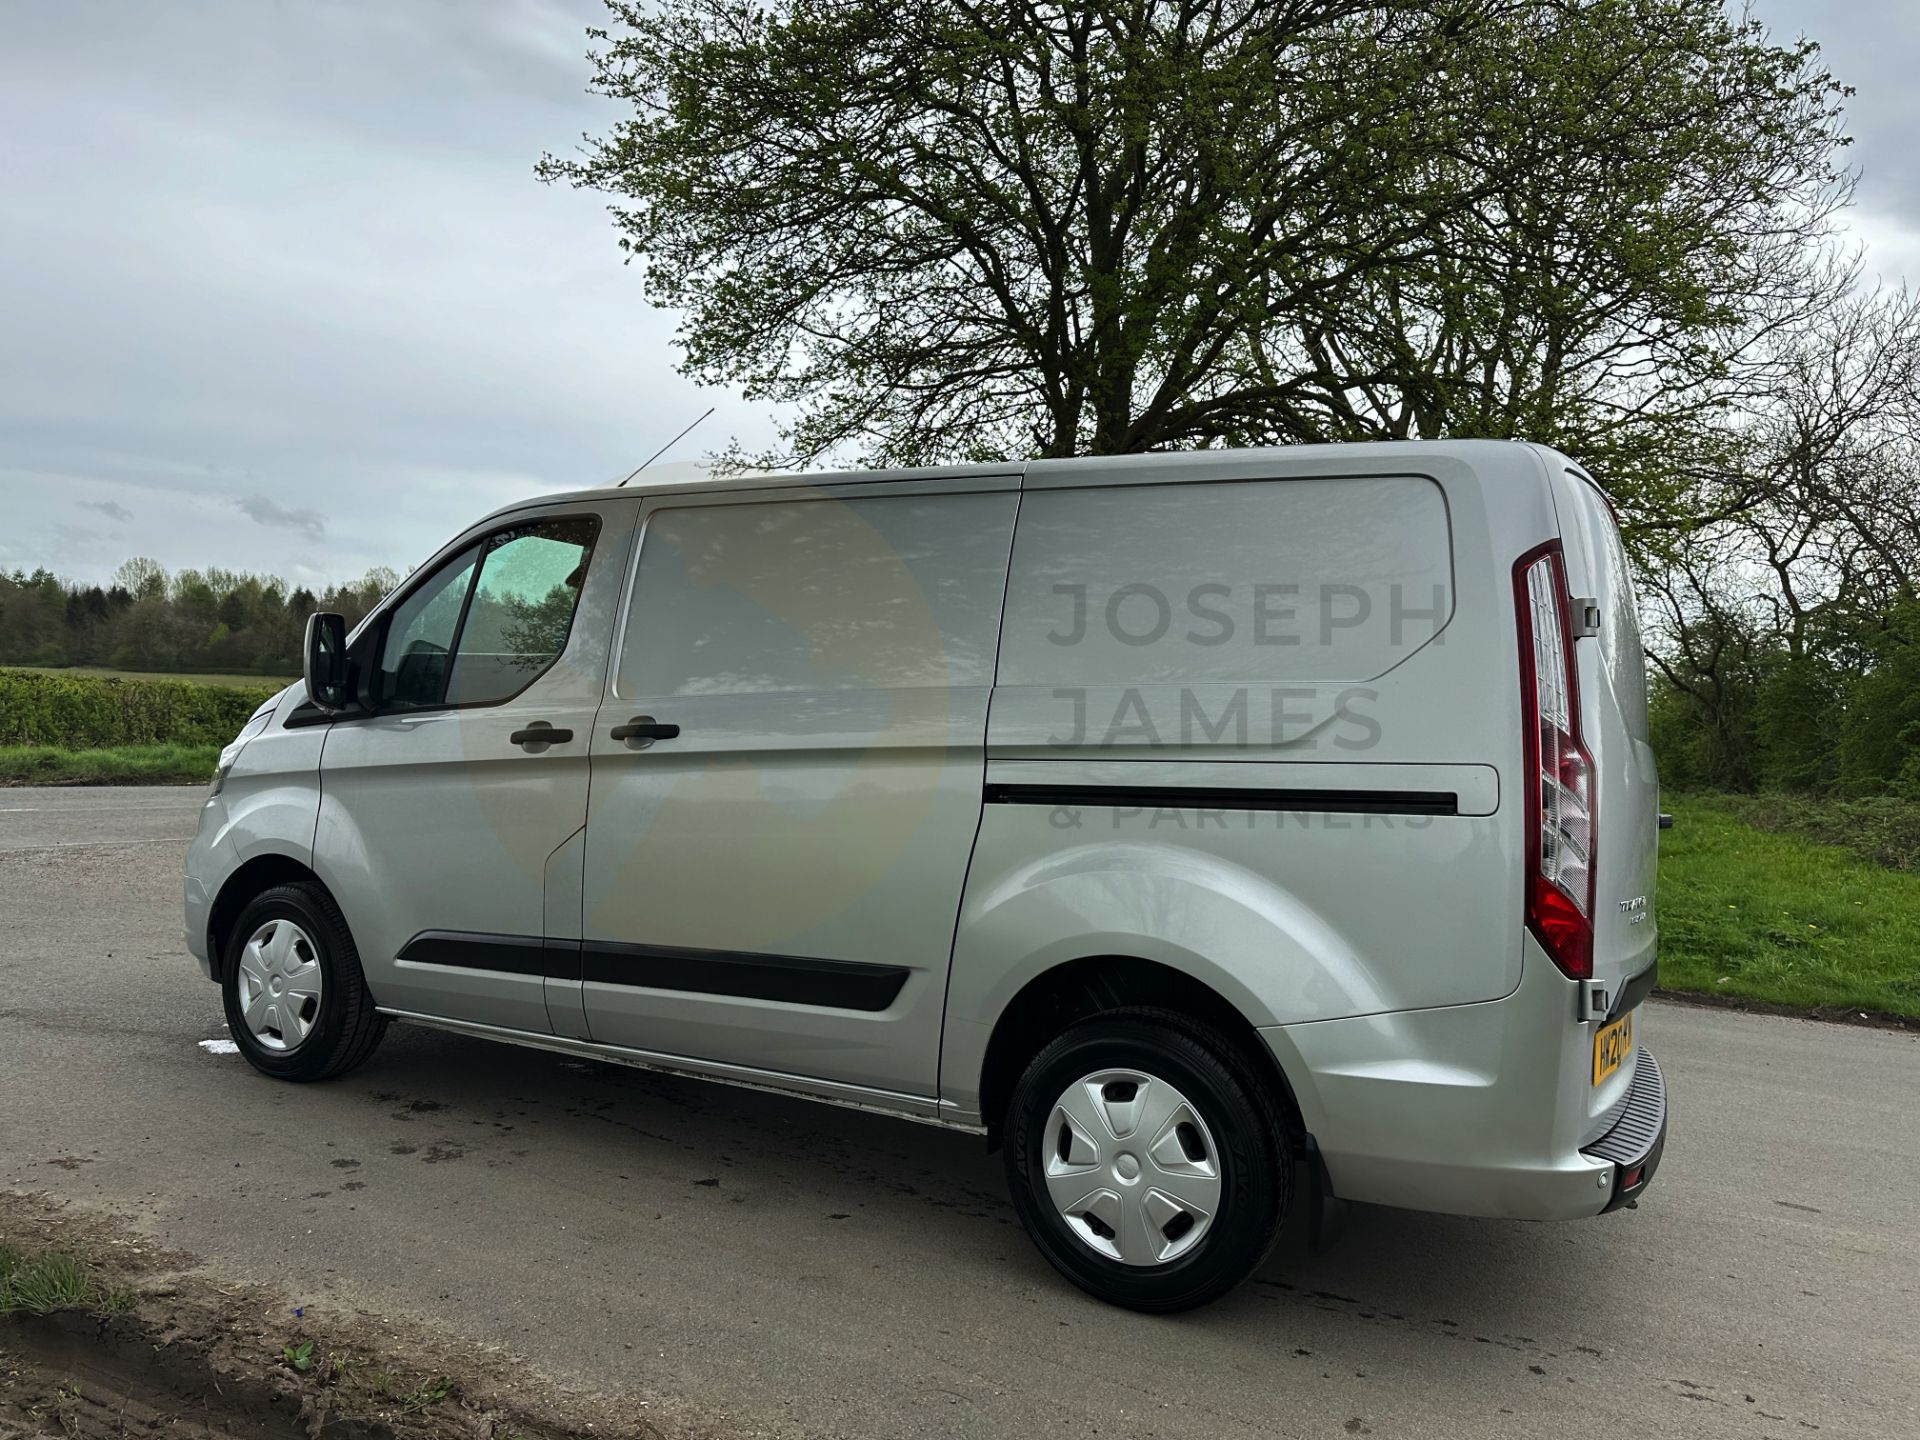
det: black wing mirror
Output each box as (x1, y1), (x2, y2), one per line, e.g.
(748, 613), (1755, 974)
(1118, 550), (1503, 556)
(303, 612), (351, 712)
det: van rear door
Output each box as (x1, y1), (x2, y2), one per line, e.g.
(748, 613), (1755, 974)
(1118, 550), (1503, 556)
(1547, 460), (1659, 1014)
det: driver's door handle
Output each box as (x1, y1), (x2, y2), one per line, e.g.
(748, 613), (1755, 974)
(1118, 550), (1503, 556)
(609, 716), (680, 745)
(510, 722), (573, 748)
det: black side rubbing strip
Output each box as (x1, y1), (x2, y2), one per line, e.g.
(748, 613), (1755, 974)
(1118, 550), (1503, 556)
(981, 783), (1458, 817)
(581, 940), (908, 1012)
(544, 938), (584, 982)
(397, 931), (908, 1011)
(399, 930), (548, 977)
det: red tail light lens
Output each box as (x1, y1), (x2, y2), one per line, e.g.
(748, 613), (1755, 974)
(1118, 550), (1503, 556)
(1515, 543), (1594, 979)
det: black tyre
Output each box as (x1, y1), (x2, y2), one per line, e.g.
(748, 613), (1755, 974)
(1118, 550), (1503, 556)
(1004, 1007), (1292, 1312)
(220, 882), (386, 1082)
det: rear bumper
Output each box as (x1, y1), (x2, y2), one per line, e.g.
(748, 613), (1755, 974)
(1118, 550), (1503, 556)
(1261, 947), (1670, 1222)
(1583, 1047), (1667, 1212)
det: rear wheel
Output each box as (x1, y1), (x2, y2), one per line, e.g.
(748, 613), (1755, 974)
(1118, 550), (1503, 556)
(1004, 1008), (1291, 1311)
(221, 883), (385, 1081)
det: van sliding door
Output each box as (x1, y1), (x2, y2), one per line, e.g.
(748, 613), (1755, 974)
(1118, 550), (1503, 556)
(577, 478), (1019, 1104)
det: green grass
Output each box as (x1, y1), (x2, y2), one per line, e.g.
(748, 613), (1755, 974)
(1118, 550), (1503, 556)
(10, 664), (294, 689)
(1687, 792), (1920, 873)
(0, 1243), (116, 1315)
(1657, 795), (1920, 1017)
(0, 743), (220, 786)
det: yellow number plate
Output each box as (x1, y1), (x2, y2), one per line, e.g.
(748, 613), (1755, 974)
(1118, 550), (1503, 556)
(1592, 1010), (1634, 1085)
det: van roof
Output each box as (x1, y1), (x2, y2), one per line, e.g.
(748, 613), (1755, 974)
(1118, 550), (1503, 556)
(472, 438), (1573, 528)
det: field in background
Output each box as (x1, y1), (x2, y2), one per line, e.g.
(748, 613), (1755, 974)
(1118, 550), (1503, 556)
(8, 664), (294, 690)
(1657, 795), (1920, 1019)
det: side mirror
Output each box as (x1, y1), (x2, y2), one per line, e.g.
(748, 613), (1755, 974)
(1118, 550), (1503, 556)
(303, 612), (350, 712)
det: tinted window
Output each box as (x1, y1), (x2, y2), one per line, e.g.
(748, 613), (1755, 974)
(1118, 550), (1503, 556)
(376, 547), (477, 709)
(373, 516), (597, 711)
(617, 493), (1016, 697)
(447, 518), (598, 706)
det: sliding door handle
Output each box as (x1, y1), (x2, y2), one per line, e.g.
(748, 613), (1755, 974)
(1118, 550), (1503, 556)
(610, 716), (680, 747)
(509, 722), (574, 749)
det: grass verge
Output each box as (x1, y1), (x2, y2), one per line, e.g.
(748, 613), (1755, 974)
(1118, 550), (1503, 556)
(0, 1242), (132, 1316)
(1657, 795), (1920, 1019)
(1687, 791), (1920, 872)
(0, 743), (219, 786)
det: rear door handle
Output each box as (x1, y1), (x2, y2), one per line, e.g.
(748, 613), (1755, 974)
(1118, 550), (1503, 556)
(610, 716), (680, 746)
(510, 722), (574, 749)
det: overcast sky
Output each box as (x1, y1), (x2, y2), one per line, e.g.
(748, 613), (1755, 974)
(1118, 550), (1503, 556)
(2, 1), (1916, 588)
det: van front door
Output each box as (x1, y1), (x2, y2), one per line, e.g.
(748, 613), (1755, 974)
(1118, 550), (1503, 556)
(578, 480), (1018, 1104)
(315, 498), (639, 1034)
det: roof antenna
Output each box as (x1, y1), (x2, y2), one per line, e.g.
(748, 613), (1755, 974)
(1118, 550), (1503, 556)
(618, 406), (715, 487)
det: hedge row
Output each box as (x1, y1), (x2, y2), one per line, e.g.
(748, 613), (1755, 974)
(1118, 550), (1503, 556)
(0, 668), (279, 748)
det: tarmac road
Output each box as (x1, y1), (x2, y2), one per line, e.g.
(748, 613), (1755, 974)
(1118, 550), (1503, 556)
(2, 785), (1917, 1438)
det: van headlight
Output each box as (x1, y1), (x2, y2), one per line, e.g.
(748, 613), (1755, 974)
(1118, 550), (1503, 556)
(209, 709), (273, 798)
(209, 740), (245, 798)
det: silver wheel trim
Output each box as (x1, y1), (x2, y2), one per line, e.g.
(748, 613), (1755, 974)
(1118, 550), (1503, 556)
(1042, 1067), (1223, 1267)
(235, 918), (324, 1052)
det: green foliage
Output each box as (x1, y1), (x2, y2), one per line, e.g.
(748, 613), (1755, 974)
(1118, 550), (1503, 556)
(0, 668), (273, 749)
(0, 1247), (103, 1316)
(542, 0), (1846, 525)
(0, 743), (224, 786)
(283, 1340), (315, 1373)
(399, 1377), (456, 1413)
(1657, 797), (1920, 1017)
(1649, 597), (1920, 798)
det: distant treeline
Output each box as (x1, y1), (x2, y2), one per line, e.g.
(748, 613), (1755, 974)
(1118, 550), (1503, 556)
(0, 558), (397, 676)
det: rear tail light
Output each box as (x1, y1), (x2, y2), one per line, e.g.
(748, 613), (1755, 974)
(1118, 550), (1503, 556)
(1514, 542), (1595, 979)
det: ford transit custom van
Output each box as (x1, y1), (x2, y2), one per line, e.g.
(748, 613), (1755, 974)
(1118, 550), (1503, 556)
(184, 440), (1665, 1311)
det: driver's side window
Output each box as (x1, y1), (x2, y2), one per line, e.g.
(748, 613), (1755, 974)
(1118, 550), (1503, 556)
(374, 547), (478, 709)
(369, 515), (598, 711)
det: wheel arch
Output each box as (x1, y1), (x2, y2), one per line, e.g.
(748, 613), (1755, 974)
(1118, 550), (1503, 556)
(206, 852), (326, 981)
(975, 955), (1306, 1149)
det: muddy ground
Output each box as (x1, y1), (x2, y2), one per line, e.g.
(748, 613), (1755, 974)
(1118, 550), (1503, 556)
(0, 1195), (689, 1440)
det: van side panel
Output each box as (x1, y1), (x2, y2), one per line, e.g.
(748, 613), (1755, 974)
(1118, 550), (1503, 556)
(945, 444), (1563, 1121)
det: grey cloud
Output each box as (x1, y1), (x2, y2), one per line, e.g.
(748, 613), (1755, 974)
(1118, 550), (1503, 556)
(77, 499), (133, 523)
(1758, 1), (1920, 233)
(237, 494), (326, 541)
(0, 0), (777, 587)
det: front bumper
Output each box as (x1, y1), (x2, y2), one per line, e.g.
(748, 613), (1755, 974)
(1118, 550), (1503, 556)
(184, 871), (213, 979)
(1582, 1047), (1667, 1212)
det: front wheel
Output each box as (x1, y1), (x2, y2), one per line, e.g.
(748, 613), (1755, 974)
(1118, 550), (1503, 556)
(1004, 1008), (1292, 1311)
(220, 882), (386, 1081)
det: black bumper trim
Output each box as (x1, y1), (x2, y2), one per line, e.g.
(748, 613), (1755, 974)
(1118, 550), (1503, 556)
(1607, 959), (1658, 1021)
(1583, 1047), (1667, 1212)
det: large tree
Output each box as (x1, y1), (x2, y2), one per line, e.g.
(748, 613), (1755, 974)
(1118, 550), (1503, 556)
(541, 0), (1846, 521)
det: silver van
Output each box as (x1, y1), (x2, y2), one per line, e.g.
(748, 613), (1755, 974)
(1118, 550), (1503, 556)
(184, 441), (1665, 1311)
